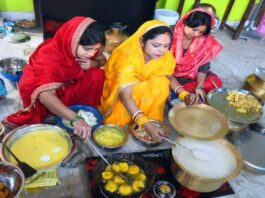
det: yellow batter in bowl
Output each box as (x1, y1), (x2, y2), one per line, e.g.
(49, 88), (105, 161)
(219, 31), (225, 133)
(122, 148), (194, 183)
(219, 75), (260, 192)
(8, 130), (71, 170)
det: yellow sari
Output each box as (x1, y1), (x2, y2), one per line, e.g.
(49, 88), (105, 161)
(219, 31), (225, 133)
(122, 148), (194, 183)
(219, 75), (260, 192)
(100, 20), (176, 126)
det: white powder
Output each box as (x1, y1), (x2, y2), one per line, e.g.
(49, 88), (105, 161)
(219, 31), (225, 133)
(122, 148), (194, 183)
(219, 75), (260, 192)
(172, 137), (237, 179)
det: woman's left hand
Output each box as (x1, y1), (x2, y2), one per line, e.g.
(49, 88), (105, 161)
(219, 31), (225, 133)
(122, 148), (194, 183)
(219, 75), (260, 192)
(195, 87), (206, 103)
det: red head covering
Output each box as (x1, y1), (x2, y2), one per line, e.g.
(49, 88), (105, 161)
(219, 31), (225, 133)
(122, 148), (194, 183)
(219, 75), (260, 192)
(170, 8), (223, 79)
(20, 16), (95, 109)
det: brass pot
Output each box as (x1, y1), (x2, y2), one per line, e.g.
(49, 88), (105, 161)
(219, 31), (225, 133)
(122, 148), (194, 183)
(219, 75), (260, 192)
(104, 23), (128, 53)
(171, 137), (243, 192)
(243, 74), (265, 102)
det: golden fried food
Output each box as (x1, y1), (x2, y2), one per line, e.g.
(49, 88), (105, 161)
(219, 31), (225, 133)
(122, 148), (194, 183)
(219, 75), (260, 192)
(105, 181), (118, 193)
(118, 184), (133, 196)
(128, 165), (140, 175)
(226, 91), (262, 114)
(102, 162), (146, 195)
(111, 164), (120, 172)
(0, 182), (10, 198)
(132, 180), (145, 192)
(118, 162), (129, 173)
(114, 175), (126, 184)
(102, 171), (113, 180)
(159, 184), (171, 194)
(135, 173), (146, 181)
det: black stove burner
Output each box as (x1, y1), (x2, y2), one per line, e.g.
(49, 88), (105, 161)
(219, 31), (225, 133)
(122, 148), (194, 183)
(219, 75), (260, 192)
(86, 149), (234, 198)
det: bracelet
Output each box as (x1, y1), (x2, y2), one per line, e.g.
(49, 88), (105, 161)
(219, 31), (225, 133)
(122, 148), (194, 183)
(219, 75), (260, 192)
(174, 85), (183, 94)
(179, 91), (190, 101)
(132, 110), (144, 121)
(135, 115), (150, 127)
(70, 115), (84, 127)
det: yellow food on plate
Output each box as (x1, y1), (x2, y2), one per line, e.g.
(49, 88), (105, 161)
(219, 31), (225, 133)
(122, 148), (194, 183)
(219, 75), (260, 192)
(128, 165), (140, 175)
(102, 171), (113, 180)
(105, 181), (118, 193)
(114, 175), (126, 184)
(135, 173), (146, 181)
(94, 126), (126, 147)
(9, 130), (71, 170)
(132, 180), (145, 192)
(226, 91), (262, 114)
(118, 162), (129, 172)
(0, 182), (10, 198)
(118, 184), (133, 196)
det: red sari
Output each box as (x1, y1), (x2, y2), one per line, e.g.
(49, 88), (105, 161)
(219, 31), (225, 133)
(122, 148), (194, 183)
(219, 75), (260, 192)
(3, 16), (105, 128)
(170, 8), (223, 93)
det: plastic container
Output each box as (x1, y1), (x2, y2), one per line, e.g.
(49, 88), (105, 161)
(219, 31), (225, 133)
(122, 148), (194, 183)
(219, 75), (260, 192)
(154, 9), (179, 26)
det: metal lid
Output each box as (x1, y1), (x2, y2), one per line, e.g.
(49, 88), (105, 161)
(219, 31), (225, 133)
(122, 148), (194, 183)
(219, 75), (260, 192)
(231, 130), (265, 173)
(168, 103), (228, 140)
(153, 181), (176, 198)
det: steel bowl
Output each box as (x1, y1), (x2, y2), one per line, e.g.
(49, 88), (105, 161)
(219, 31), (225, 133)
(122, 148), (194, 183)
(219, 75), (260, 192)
(92, 124), (129, 149)
(228, 120), (249, 133)
(0, 124), (74, 172)
(129, 120), (169, 147)
(0, 57), (27, 81)
(0, 161), (25, 197)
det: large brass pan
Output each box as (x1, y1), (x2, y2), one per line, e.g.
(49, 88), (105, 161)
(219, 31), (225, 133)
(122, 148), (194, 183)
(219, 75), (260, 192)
(243, 74), (265, 102)
(168, 103), (228, 140)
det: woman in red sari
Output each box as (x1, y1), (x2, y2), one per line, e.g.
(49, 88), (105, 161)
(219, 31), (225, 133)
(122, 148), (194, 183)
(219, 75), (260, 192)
(169, 8), (223, 105)
(2, 16), (106, 139)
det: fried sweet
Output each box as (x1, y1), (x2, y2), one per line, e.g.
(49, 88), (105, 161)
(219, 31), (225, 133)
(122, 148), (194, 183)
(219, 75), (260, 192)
(132, 180), (145, 192)
(118, 184), (133, 196)
(135, 173), (146, 181)
(111, 163), (120, 172)
(105, 181), (118, 193)
(226, 91), (262, 113)
(102, 171), (113, 180)
(113, 175), (126, 184)
(128, 165), (140, 175)
(118, 162), (129, 173)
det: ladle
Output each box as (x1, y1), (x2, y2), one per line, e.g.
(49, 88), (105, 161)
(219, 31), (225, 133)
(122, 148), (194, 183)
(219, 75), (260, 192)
(87, 141), (130, 182)
(4, 144), (37, 178)
(162, 136), (212, 161)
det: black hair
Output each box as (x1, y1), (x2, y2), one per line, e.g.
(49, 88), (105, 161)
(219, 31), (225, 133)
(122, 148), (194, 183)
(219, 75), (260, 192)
(142, 26), (173, 44)
(184, 11), (212, 35)
(79, 22), (106, 46)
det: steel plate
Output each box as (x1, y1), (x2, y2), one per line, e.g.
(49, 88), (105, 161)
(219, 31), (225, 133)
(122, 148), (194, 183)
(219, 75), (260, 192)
(207, 88), (263, 123)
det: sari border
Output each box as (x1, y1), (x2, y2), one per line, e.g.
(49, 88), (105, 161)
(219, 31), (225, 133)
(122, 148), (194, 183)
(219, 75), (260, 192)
(24, 82), (64, 111)
(71, 18), (95, 56)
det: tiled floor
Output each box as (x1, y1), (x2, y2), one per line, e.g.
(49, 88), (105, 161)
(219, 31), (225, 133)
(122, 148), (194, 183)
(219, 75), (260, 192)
(0, 30), (265, 197)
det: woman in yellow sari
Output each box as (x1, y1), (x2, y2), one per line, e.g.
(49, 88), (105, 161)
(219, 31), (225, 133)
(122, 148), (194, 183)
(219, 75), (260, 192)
(100, 20), (176, 141)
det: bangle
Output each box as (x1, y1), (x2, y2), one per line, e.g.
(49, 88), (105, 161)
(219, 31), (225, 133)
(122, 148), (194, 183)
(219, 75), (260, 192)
(132, 110), (144, 121)
(179, 91), (190, 101)
(135, 115), (150, 127)
(70, 115), (84, 127)
(174, 85), (183, 94)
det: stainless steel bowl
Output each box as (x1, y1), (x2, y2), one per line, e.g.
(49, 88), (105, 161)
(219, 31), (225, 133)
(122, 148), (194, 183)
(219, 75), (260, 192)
(0, 124), (74, 171)
(0, 161), (25, 197)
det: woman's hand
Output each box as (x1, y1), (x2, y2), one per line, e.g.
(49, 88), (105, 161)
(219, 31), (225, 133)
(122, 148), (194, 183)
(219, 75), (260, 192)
(72, 119), (92, 140)
(184, 93), (197, 105)
(76, 58), (94, 70)
(143, 122), (167, 142)
(195, 87), (206, 103)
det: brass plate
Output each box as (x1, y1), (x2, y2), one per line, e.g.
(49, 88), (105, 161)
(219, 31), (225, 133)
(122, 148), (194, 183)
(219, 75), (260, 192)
(168, 103), (228, 140)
